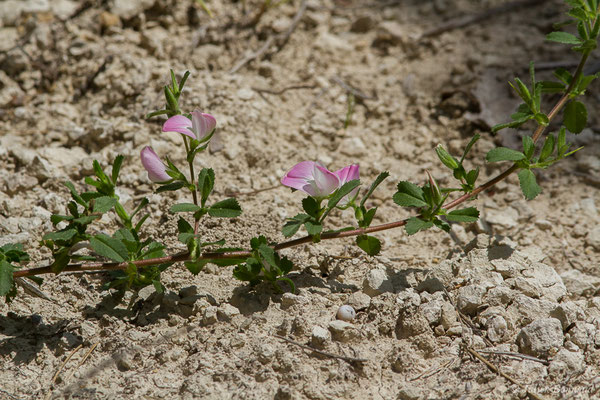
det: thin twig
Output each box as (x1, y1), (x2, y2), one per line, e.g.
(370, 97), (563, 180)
(45, 344), (83, 400)
(331, 76), (376, 100)
(251, 84), (316, 95)
(464, 346), (547, 400)
(230, 0), (307, 73)
(420, 0), (545, 39)
(410, 358), (456, 381)
(478, 349), (549, 365)
(65, 342), (100, 382)
(273, 334), (367, 363)
(0, 387), (22, 400)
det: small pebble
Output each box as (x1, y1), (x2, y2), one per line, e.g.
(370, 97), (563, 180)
(336, 305), (356, 321)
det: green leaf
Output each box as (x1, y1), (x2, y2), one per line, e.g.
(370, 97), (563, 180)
(491, 114), (533, 133)
(185, 260), (208, 275)
(553, 67), (572, 85)
(433, 218), (451, 233)
(539, 81), (566, 93)
(393, 182), (427, 207)
(63, 181), (87, 207)
(539, 134), (556, 162)
(50, 214), (73, 225)
(145, 109), (170, 119)
(92, 160), (110, 184)
(435, 145), (459, 170)
(282, 219), (303, 238)
(522, 136), (535, 159)
(177, 217), (193, 234)
(197, 168), (215, 206)
(546, 31), (582, 44)
(156, 181), (185, 193)
(304, 220), (322, 236)
(564, 100), (587, 134)
(327, 180), (360, 209)
(111, 155), (124, 184)
(302, 197), (320, 218)
(557, 127), (567, 155)
(512, 78), (532, 104)
(0, 260), (15, 297)
(486, 147), (526, 163)
(405, 217), (434, 235)
(170, 203), (202, 213)
(208, 198), (242, 218)
(356, 235), (381, 256)
(362, 207), (377, 227)
(460, 134), (480, 163)
(446, 207), (480, 222)
(534, 113), (549, 126)
(89, 234), (129, 262)
(43, 229), (77, 242)
(518, 169), (542, 200)
(93, 196), (117, 213)
(360, 171), (389, 207)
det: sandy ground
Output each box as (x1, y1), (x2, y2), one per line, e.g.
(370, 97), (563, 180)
(1, 0), (600, 399)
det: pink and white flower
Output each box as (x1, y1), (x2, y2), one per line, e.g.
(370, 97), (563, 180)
(162, 110), (216, 141)
(140, 146), (170, 182)
(281, 161), (360, 202)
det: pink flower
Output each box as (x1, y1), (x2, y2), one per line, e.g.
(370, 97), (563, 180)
(281, 161), (340, 198)
(334, 164), (360, 204)
(162, 110), (216, 141)
(140, 146), (170, 182)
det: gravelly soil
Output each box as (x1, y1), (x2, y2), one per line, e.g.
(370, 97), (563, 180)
(1, 0), (600, 399)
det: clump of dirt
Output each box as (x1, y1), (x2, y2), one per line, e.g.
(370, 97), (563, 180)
(1, 0), (599, 399)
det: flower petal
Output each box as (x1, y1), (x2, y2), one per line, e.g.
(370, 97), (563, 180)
(281, 161), (319, 191)
(191, 110), (217, 140)
(334, 164), (360, 184)
(162, 115), (195, 139)
(312, 165), (339, 197)
(140, 146), (170, 182)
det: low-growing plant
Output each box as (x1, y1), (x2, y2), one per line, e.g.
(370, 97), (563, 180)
(2, 0), (599, 301)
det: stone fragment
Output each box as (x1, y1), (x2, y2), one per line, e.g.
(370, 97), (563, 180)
(560, 269), (600, 297)
(281, 292), (309, 309)
(217, 303), (240, 322)
(456, 285), (486, 316)
(586, 225), (600, 250)
(347, 292), (370, 311)
(548, 349), (585, 377)
(363, 268), (393, 297)
(516, 318), (563, 357)
(311, 326), (330, 348)
(328, 320), (359, 342)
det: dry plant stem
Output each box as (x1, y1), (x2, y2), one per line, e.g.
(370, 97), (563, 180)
(11, 51), (590, 279)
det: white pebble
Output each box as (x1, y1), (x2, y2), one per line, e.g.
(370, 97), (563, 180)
(336, 305), (356, 321)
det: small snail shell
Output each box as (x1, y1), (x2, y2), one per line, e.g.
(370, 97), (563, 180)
(336, 305), (356, 321)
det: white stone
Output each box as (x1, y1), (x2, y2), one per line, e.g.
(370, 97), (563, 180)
(311, 326), (330, 347)
(516, 318), (563, 357)
(363, 268), (393, 297)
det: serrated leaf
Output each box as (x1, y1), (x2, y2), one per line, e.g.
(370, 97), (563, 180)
(356, 235), (381, 256)
(170, 203), (202, 213)
(156, 181), (185, 193)
(73, 215), (100, 225)
(518, 169), (542, 200)
(302, 196), (320, 218)
(361, 171), (389, 207)
(177, 217), (193, 234)
(327, 180), (360, 209)
(304, 220), (322, 236)
(434, 218), (451, 233)
(393, 181), (427, 207)
(43, 229), (77, 242)
(522, 136), (535, 159)
(447, 207), (480, 222)
(539, 134), (556, 162)
(93, 196), (117, 213)
(564, 100), (587, 134)
(63, 181), (87, 207)
(486, 147), (526, 163)
(89, 234), (129, 262)
(405, 217), (434, 235)
(208, 198), (242, 218)
(362, 207), (377, 227)
(185, 260), (208, 275)
(282, 219), (303, 238)
(0, 260), (15, 296)
(553, 67), (573, 85)
(50, 214), (73, 225)
(546, 31), (582, 44)
(197, 168), (215, 206)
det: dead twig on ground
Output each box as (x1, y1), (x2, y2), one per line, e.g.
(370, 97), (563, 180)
(478, 349), (549, 365)
(252, 84), (316, 95)
(230, 0), (307, 73)
(410, 358), (457, 381)
(273, 334), (367, 364)
(331, 76), (376, 101)
(65, 342), (100, 382)
(420, 0), (544, 40)
(0, 387), (22, 400)
(45, 344), (83, 400)
(464, 345), (547, 400)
